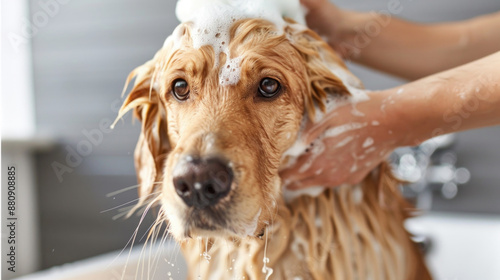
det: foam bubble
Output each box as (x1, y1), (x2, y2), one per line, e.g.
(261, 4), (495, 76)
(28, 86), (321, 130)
(284, 186), (325, 202)
(176, 0), (305, 27)
(324, 122), (367, 138)
(352, 184), (363, 204)
(298, 138), (325, 173)
(364, 147), (376, 154)
(335, 136), (354, 148)
(219, 56), (242, 86)
(362, 137), (374, 148)
(308, 63), (371, 122)
(175, 0), (305, 86)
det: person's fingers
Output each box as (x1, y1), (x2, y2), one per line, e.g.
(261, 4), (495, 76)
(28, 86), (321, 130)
(302, 104), (356, 144)
(345, 172), (368, 185)
(286, 162), (357, 190)
(281, 147), (348, 183)
(283, 181), (302, 190)
(280, 152), (318, 181)
(303, 113), (339, 144)
(285, 172), (344, 190)
(286, 154), (386, 190)
(299, 0), (327, 11)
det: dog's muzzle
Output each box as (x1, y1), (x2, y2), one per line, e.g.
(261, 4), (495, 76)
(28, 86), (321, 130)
(172, 156), (233, 209)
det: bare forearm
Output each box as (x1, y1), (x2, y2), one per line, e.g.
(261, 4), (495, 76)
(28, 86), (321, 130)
(389, 51), (500, 146)
(338, 11), (500, 80)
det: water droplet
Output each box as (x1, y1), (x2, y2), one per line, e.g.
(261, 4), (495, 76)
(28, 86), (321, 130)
(203, 251), (211, 263)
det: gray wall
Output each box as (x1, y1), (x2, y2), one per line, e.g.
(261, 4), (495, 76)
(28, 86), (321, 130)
(30, 0), (178, 269)
(30, 0), (500, 270)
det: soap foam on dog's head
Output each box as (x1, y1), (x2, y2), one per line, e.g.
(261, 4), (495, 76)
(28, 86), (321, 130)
(175, 0), (305, 86)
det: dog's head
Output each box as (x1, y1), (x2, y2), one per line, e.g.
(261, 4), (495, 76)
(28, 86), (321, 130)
(116, 10), (362, 240)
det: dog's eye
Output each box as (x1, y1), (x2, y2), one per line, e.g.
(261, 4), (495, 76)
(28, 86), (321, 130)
(258, 78), (281, 98)
(172, 79), (190, 101)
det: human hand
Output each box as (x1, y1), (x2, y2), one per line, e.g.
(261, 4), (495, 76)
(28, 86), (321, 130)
(300, 0), (365, 58)
(280, 89), (406, 189)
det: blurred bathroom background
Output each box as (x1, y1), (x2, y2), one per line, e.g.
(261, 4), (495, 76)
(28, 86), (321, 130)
(2, 0), (500, 279)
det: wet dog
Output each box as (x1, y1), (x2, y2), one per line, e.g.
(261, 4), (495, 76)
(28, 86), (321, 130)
(115, 6), (431, 279)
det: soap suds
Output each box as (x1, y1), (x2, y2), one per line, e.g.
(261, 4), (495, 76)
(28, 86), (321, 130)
(350, 152), (360, 173)
(350, 163), (357, 173)
(380, 95), (394, 113)
(298, 139), (325, 173)
(362, 137), (374, 148)
(283, 117), (308, 157)
(352, 185), (363, 203)
(335, 136), (354, 148)
(315, 217), (323, 227)
(219, 56), (242, 86)
(290, 234), (308, 261)
(262, 227), (274, 280)
(364, 146), (376, 154)
(175, 0), (305, 86)
(202, 240), (211, 263)
(284, 186), (325, 202)
(324, 122), (367, 138)
(312, 64), (371, 122)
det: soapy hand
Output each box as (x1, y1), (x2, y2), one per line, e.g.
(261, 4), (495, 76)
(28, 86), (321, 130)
(280, 90), (402, 189)
(292, 0), (500, 190)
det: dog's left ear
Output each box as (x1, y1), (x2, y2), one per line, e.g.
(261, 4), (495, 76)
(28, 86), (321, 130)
(113, 58), (171, 201)
(287, 23), (362, 120)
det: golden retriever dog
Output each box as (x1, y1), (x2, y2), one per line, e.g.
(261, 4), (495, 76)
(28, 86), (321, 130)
(114, 1), (432, 279)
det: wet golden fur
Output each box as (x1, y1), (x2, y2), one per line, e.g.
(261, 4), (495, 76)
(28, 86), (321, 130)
(116, 18), (431, 279)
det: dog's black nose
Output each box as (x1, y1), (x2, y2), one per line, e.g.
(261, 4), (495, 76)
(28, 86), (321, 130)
(173, 157), (233, 209)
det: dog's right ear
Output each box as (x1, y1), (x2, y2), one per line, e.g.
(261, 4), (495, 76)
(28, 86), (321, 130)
(113, 59), (170, 201)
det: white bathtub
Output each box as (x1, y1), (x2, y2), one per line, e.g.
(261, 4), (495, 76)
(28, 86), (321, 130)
(13, 242), (188, 280)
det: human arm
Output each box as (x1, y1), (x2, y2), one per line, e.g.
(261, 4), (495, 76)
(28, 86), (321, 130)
(301, 0), (500, 80)
(281, 51), (500, 189)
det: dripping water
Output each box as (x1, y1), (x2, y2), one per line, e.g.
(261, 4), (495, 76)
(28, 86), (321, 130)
(262, 227), (274, 280)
